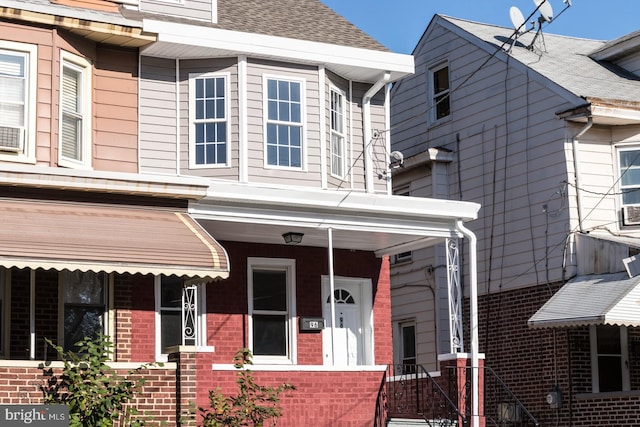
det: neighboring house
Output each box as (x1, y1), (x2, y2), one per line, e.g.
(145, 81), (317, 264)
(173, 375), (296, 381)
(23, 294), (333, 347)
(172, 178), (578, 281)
(0, 0), (482, 426)
(391, 11), (640, 426)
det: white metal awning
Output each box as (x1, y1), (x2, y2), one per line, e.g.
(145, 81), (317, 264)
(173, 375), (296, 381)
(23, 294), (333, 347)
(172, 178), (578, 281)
(528, 272), (640, 328)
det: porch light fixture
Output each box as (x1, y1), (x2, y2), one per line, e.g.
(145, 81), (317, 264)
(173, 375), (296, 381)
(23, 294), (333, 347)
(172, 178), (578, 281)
(282, 232), (304, 245)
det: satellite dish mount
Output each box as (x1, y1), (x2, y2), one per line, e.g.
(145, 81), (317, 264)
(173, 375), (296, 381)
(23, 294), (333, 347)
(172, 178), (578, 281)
(528, 0), (554, 51)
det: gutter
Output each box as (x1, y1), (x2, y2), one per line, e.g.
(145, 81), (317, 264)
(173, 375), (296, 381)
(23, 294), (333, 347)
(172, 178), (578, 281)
(363, 72), (391, 193)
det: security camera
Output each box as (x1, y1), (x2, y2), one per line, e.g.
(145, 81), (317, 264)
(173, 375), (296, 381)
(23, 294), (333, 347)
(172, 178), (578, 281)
(389, 151), (404, 169)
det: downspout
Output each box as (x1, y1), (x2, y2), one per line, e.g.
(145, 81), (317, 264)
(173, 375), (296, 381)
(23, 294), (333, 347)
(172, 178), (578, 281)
(455, 220), (478, 427)
(363, 72), (391, 193)
(571, 117), (593, 233)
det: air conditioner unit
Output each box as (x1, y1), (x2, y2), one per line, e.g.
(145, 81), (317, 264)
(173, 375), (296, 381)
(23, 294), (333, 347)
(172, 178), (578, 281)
(0, 126), (24, 153)
(496, 402), (522, 423)
(623, 205), (640, 226)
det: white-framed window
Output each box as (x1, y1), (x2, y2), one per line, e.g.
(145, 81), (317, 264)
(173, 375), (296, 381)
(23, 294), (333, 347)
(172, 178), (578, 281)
(264, 76), (305, 169)
(59, 271), (109, 351)
(247, 258), (297, 364)
(0, 41), (37, 161)
(330, 87), (346, 178)
(590, 325), (630, 393)
(397, 320), (416, 373)
(154, 276), (209, 362)
(59, 50), (92, 169)
(429, 63), (450, 123)
(619, 147), (640, 208)
(189, 72), (229, 168)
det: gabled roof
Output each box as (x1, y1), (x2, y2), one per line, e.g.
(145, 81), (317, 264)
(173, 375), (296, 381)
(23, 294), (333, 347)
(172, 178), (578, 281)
(433, 15), (640, 121)
(216, 0), (387, 52)
(122, 0), (387, 52)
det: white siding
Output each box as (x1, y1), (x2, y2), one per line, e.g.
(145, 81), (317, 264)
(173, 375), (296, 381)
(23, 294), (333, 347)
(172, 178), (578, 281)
(140, 0), (213, 22)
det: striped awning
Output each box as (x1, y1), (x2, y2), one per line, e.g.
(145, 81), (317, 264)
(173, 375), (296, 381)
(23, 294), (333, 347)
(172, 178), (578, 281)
(0, 198), (229, 280)
(528, 272), (640, 328)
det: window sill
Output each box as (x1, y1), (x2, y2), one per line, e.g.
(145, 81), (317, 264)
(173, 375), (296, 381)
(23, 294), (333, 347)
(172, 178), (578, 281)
(576, 390), (640, 400)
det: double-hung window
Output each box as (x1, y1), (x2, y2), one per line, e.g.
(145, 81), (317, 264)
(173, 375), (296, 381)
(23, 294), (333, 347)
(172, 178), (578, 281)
(0, 41), (37, 159)
(619, 148), (640, 206)
(430, 63), (450, 122)
(59, 51), (92, 168)
(330, 88), (346, 178)
(248, 258), (296, 363)
(590, 325), (630, 393)
(265, 77), (303, 168)
(189, 73), (229, 167)
(60, 271), (108, 351)
(155, 275), (208, 361)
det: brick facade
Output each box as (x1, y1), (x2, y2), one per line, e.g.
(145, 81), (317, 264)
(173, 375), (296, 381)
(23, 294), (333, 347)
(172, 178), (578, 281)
(470, 282), (640, 426)
(1, 242), (391, 426)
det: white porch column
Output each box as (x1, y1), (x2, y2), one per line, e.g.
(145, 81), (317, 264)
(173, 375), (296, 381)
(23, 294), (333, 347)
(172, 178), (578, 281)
(327, 227), (336, 365)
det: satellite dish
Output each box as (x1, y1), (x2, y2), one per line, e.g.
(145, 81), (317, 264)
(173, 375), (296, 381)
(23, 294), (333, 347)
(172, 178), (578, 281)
(509, 6), (526, 34)
(533, 0), (553, 22)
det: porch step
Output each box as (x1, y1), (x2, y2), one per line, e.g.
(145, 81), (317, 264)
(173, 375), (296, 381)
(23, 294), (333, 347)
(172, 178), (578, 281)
(387, 418), (457, 427)
(387, 419), (428, 426)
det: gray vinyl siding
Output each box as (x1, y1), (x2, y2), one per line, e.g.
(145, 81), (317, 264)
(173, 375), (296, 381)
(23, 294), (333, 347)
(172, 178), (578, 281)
(392, 24), (573, 296)
(139, 56), (178, 174)
(245, 59), (322, 187)
(178, 58), (239, 180)
(140, 0), (213, 22)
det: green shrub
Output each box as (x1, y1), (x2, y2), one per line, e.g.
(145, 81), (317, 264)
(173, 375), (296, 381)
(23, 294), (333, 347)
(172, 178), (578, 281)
(39, 335), (159, 427)
(199, 348), (295, 427)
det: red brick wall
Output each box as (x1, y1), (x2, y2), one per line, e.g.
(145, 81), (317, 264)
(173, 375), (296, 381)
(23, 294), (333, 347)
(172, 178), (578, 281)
(196, 367), (384, 427)
(4, 240), (392, 426)
(471, 282), (640, 427)
(0, 365), (177, 425)
(209, 241), (389, 365)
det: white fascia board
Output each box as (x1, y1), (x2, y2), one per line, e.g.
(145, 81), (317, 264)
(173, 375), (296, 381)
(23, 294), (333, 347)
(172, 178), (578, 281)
(0, 163), (210, 199)
(2, 0), (143, 27)
(201, 181), (480, 222)
(142, 19), (414, 80)
(591, 105), (640, 124)
(190, 203), (459, 238)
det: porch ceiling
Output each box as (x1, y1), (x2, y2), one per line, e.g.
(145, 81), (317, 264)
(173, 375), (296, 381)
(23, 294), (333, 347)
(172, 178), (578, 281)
(0, 198), (229, 280)
(190, 182), (480, 256)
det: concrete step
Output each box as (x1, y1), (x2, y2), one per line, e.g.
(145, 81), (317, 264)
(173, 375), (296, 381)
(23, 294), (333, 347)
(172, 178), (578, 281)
(387, 418), (428, 426)
(387, 418), (458, 427)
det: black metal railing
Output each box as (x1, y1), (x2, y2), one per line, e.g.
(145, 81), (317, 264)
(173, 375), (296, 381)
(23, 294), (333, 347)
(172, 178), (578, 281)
(386, 363), (467, 427)
(483, 367), (539, 427)
(448, 366), (539, 427)
(373, 370), (387, 427)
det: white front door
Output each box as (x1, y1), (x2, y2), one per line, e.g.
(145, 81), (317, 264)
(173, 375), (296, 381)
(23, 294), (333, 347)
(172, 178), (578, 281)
(322, 276), (373, 366)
